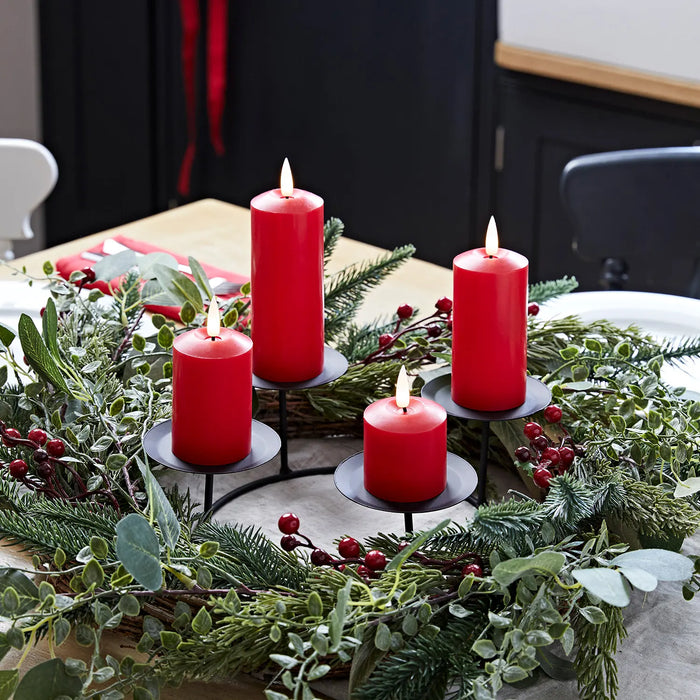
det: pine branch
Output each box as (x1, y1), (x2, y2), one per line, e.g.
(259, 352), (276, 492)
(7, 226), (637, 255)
(323, 217), (345, 268)
(194, 522), (308, 589)
(334, 317), (398, 363)
(542, 474), (596, 534)
(574, 604), (627, 700)
(528, 276), (578, 304)
(468, 500), (545, 549)
(324, 245), (415, 341)
(355, 618), (484, 700)
(0, 494), (119, 558)
(653, 335), (700, 366)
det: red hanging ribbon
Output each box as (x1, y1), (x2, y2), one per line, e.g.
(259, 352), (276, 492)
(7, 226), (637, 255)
(207, 0), (228, 156)
(178, 0), (228, 197)
(177, 0), (200, 197)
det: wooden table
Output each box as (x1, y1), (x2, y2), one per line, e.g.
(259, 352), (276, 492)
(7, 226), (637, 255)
(1, 199), (452, 326)
(0, 199), (452, 698)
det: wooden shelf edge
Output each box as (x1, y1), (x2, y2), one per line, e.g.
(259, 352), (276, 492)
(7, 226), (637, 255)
(495, 41), (700, 109)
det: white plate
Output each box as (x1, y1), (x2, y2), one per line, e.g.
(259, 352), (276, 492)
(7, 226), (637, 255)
(540, 291), (700, 395)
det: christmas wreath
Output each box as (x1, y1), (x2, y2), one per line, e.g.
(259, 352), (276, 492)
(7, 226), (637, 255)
(0, 219), (698, 700)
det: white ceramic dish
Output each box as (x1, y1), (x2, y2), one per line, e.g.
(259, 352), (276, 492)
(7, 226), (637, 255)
(540, 290), (700, 395)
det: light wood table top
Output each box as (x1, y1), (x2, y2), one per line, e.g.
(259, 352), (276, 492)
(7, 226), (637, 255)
(0, 199), (452, 698)
(2, 198), (452, 325)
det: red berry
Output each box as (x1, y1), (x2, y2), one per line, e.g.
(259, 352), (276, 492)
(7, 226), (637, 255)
(446, 319), (453, 331)
(338, 537), (361, 559)
(8, 459), (28, 479)
(542, 447), (561, 465)
(278, 513), (300, 535)
(427, 324), (441, 338)
(543, 405), (563, 424)
(364, 550), (386, 571)
(514, 446), (531, 462)
(559, 446), (575, 469)
(356, 564), (371, 578)
(523, 422), (543, 440)
(2, 428), (21, 447)
(27, 429), (47, 446)
(435, 297), (453, 313)
(280, 535), (299, 551)
(337, 564), (346, 572)
(46, 439), (65, 457)
(396, 304), (413, 320)
(80, 266), (96, 283)
(310, 549), (332, 566)
(378, 334), (393, 347)
(461, 563), (483, 577)
(39, 307), (46, 317)
(37, 462), (55, 480)
(531, 435), (549, 452)
(533, 468), (553, 489)
(528, 302), (540, 316)
(397, 540), (411, 551)
(32, 449), (48, 463)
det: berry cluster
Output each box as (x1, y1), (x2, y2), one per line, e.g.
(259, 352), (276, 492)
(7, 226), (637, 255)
(365, 297), (453, 365)
(279, 513), (484, 582)
(0, 422), (118, 509)
(278, 513), (387, 581)
(513, 405), (583, 489)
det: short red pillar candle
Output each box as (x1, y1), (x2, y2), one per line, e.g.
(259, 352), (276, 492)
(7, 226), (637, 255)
(364, 367), (447, 502)
(171, 303), (253, 465)
(250, 158), (324, 382)
(452, 216), (528, 411)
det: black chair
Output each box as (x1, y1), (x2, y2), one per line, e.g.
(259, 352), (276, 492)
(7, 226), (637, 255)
(560, 147), (700, 297)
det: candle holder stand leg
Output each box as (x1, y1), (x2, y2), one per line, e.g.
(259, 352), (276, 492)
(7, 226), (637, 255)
(335, 452), (477, 534)
(422, 373), (552, 507)
(204, 474), (214, 512)
(172, 347), (349, 514)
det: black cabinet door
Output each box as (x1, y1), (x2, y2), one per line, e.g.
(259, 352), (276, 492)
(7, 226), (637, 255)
(39, 2), (179, 246)
(495, 73), (700, 294)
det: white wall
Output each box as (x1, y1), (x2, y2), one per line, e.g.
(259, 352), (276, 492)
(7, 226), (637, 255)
(0, 1), (44, 254)
(499, 0), (700, 84)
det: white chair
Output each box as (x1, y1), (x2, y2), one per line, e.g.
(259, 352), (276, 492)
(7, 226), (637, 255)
(0, 138), (58, 260)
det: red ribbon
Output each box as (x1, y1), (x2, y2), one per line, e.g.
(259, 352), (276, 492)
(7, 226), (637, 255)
(177, 0), (228, 197)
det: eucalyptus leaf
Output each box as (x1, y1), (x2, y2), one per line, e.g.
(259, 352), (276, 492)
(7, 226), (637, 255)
(386, 519), (450, 571)
(138, 252), (179, 279)
(536, 647), (577, 681)
(492, 552), (566, 587)
(41, 298), (59, 357)
(571, 567), (631, 607)
(13, 659), (82, 700)
(610, 548), (694, 581)
(674, 477), (700, 498)
(0, 569), (39, 615)
(616, 566), (658, 592)
(93, 250), (138, 281)
(115, 514), (162, 591)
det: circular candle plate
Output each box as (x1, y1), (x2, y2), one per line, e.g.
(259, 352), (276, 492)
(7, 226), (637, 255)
(421, 374), (551, 422)
(334, 452), (477, 513)
(143, 419), (281, 475)
(252, 346), (348, 390)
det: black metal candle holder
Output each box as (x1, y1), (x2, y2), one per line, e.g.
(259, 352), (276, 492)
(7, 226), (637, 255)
(334, 451), (478, 533)
(143, 419), (281, 515)
(422, 373), (551, 506)
(194, 346), (350, 507)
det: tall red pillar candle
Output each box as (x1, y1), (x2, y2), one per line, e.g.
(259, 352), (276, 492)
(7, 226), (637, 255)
(172, 303), (253, 465)
(452, 216), (528, 411)
(364, 367), (447, 502)
(250, 158), (324, 382)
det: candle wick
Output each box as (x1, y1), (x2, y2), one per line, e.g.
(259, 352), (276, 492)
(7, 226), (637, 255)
(488, 255), (494, 259)
(402, 407), (408, 414)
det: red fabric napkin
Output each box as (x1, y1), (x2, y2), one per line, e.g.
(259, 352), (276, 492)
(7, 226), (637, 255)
(55, 235), (249, 320)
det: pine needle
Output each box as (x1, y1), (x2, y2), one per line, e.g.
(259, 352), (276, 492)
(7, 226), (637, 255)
(528, 276), (578, 304)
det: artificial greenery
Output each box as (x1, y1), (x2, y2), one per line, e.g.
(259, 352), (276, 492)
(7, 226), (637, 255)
(0, 220), (698, 699)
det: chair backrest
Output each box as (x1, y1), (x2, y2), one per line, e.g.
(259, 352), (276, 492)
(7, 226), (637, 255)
(560, 147), (700, 294)
(0, 138), (58, 256)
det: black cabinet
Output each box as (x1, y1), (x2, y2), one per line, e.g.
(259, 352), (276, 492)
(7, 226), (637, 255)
(495, 71), (700, 295)
(39, 1), (498, 268)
